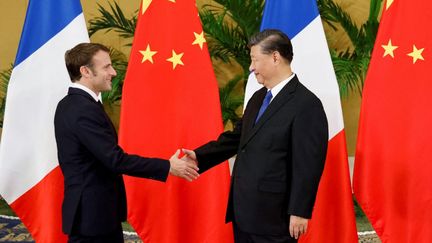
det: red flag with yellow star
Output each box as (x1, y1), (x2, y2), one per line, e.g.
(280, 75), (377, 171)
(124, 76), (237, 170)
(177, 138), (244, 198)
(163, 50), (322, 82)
(354, 0), (432, 242)
(118, 0), (233, 242)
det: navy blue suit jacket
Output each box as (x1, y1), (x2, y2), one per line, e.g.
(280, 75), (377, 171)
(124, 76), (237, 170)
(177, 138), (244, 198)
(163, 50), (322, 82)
(54, 87), (170, 236)
(195, 76), (328, 235)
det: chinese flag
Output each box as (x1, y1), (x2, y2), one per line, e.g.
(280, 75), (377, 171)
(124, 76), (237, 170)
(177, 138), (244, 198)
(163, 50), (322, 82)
(119, 0), (233, 242)
(354, 0), (432, 242)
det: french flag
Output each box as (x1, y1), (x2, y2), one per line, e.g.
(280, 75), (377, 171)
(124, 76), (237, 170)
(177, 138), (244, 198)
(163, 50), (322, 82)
(0, 0), (88, 242)
(245, 1), (358, 242)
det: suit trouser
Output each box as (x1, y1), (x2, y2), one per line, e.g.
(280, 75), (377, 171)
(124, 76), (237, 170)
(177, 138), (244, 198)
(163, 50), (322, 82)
(233, 222), (297, 243)
(68, 225), (124, 243)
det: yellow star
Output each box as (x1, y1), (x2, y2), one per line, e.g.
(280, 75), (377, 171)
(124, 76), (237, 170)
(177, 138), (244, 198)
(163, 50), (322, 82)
(192, 31), (206, 50)
(407, 45), (425, 64)
(139, 44), (157, 64)
(386, 0), (394, 10)
(166, 50), (184, 69)
(168, 0), (176, 2)
(382, 39), (398, 58)
(141, 0), (152, 15)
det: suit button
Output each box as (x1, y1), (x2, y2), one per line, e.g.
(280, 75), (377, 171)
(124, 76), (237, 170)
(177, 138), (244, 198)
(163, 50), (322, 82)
(241, 149), (245, 153)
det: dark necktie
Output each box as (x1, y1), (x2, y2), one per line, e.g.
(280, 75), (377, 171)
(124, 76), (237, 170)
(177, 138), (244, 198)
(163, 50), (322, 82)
(255, 90), (272, 123)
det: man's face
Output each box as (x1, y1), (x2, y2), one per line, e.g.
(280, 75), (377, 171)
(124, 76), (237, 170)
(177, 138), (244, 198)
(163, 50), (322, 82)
(249, 45), (275, 87)
(86, 50), (117, 94)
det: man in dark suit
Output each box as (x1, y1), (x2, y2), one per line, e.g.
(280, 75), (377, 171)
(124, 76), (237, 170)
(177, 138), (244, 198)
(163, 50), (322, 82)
(183, 29), (328, 243)
(54, 43), (199, 243)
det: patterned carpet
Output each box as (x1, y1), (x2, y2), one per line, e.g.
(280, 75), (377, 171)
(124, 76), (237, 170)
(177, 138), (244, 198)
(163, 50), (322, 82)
(0, 215), (142, 243)
(1, 215), (381, 242)
(0, 215), (33, 242)
(0, 216), (34, 242)
(359, 232), (381, 243)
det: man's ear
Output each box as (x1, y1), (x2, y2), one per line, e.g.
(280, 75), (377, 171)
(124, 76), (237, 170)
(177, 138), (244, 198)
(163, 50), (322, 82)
(80, 66), (90, 78)
(273, 51), (281, 64)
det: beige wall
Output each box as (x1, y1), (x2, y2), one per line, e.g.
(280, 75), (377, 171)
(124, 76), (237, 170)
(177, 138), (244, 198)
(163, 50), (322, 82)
(0, 0), (141, 69)
(0, 1), (27, 70)
(0, 0), (369, 155)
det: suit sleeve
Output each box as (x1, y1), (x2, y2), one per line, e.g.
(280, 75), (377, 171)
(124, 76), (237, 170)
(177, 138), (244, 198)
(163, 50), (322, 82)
(74, 105), (169, 181)
(194, 118), (242, 173)
(288, 103), (328, 218)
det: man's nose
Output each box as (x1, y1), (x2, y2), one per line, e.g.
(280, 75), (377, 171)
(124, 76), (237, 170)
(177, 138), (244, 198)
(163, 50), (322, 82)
(249, 64), (254, 72)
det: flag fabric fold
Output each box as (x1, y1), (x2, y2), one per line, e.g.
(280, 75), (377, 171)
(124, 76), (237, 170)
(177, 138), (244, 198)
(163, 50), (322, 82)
(0, 0), (89, 242)
(119, 0), (233, 242)
(245, 1), (358, 242)
(354, 0), (432, 242)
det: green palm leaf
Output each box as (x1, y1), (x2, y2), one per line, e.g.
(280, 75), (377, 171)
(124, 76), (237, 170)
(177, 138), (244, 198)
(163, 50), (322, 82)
(318, 0), (382, 97)
(219, 75), (244, 124)
(200, 0), (264, 77)
(88, 2), (137, 46)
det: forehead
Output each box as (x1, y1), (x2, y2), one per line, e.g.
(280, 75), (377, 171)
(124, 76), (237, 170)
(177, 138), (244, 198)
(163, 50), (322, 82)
(250, 45), (268, 57)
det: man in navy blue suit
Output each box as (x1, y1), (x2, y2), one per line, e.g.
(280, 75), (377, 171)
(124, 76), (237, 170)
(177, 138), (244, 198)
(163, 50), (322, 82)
(183, 29), (328, 243)
(54, 43), (199, 243)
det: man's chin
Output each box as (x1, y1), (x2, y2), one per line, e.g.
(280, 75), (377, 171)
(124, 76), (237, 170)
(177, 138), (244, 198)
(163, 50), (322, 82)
(104, 84), (112, 91)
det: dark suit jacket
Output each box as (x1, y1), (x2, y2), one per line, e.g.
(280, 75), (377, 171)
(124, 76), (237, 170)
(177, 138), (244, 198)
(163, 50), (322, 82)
(54, 87), (170, 236)
(195, 76), (328, 235)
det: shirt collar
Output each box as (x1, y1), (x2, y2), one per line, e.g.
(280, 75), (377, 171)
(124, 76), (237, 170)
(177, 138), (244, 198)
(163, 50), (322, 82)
(70, 83), (100, 102)
(268, 72), (295, 102)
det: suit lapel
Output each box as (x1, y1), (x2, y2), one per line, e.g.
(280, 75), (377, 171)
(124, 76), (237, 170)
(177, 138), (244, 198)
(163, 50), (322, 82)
(240, 76), (299, 148)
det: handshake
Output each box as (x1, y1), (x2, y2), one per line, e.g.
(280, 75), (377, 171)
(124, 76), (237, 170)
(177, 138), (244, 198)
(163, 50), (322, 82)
(168, 149), (200, 182)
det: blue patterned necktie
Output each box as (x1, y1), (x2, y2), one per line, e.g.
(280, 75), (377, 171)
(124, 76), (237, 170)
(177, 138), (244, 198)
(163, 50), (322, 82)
(255, 90), (272, 123)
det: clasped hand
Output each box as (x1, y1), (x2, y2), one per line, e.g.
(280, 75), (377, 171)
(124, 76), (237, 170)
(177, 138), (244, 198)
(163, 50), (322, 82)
(169, 149), (199, 182)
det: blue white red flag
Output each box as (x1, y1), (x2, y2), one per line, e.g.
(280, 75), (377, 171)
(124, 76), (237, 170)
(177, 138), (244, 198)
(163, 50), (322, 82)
(0, 0), (88, 241)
